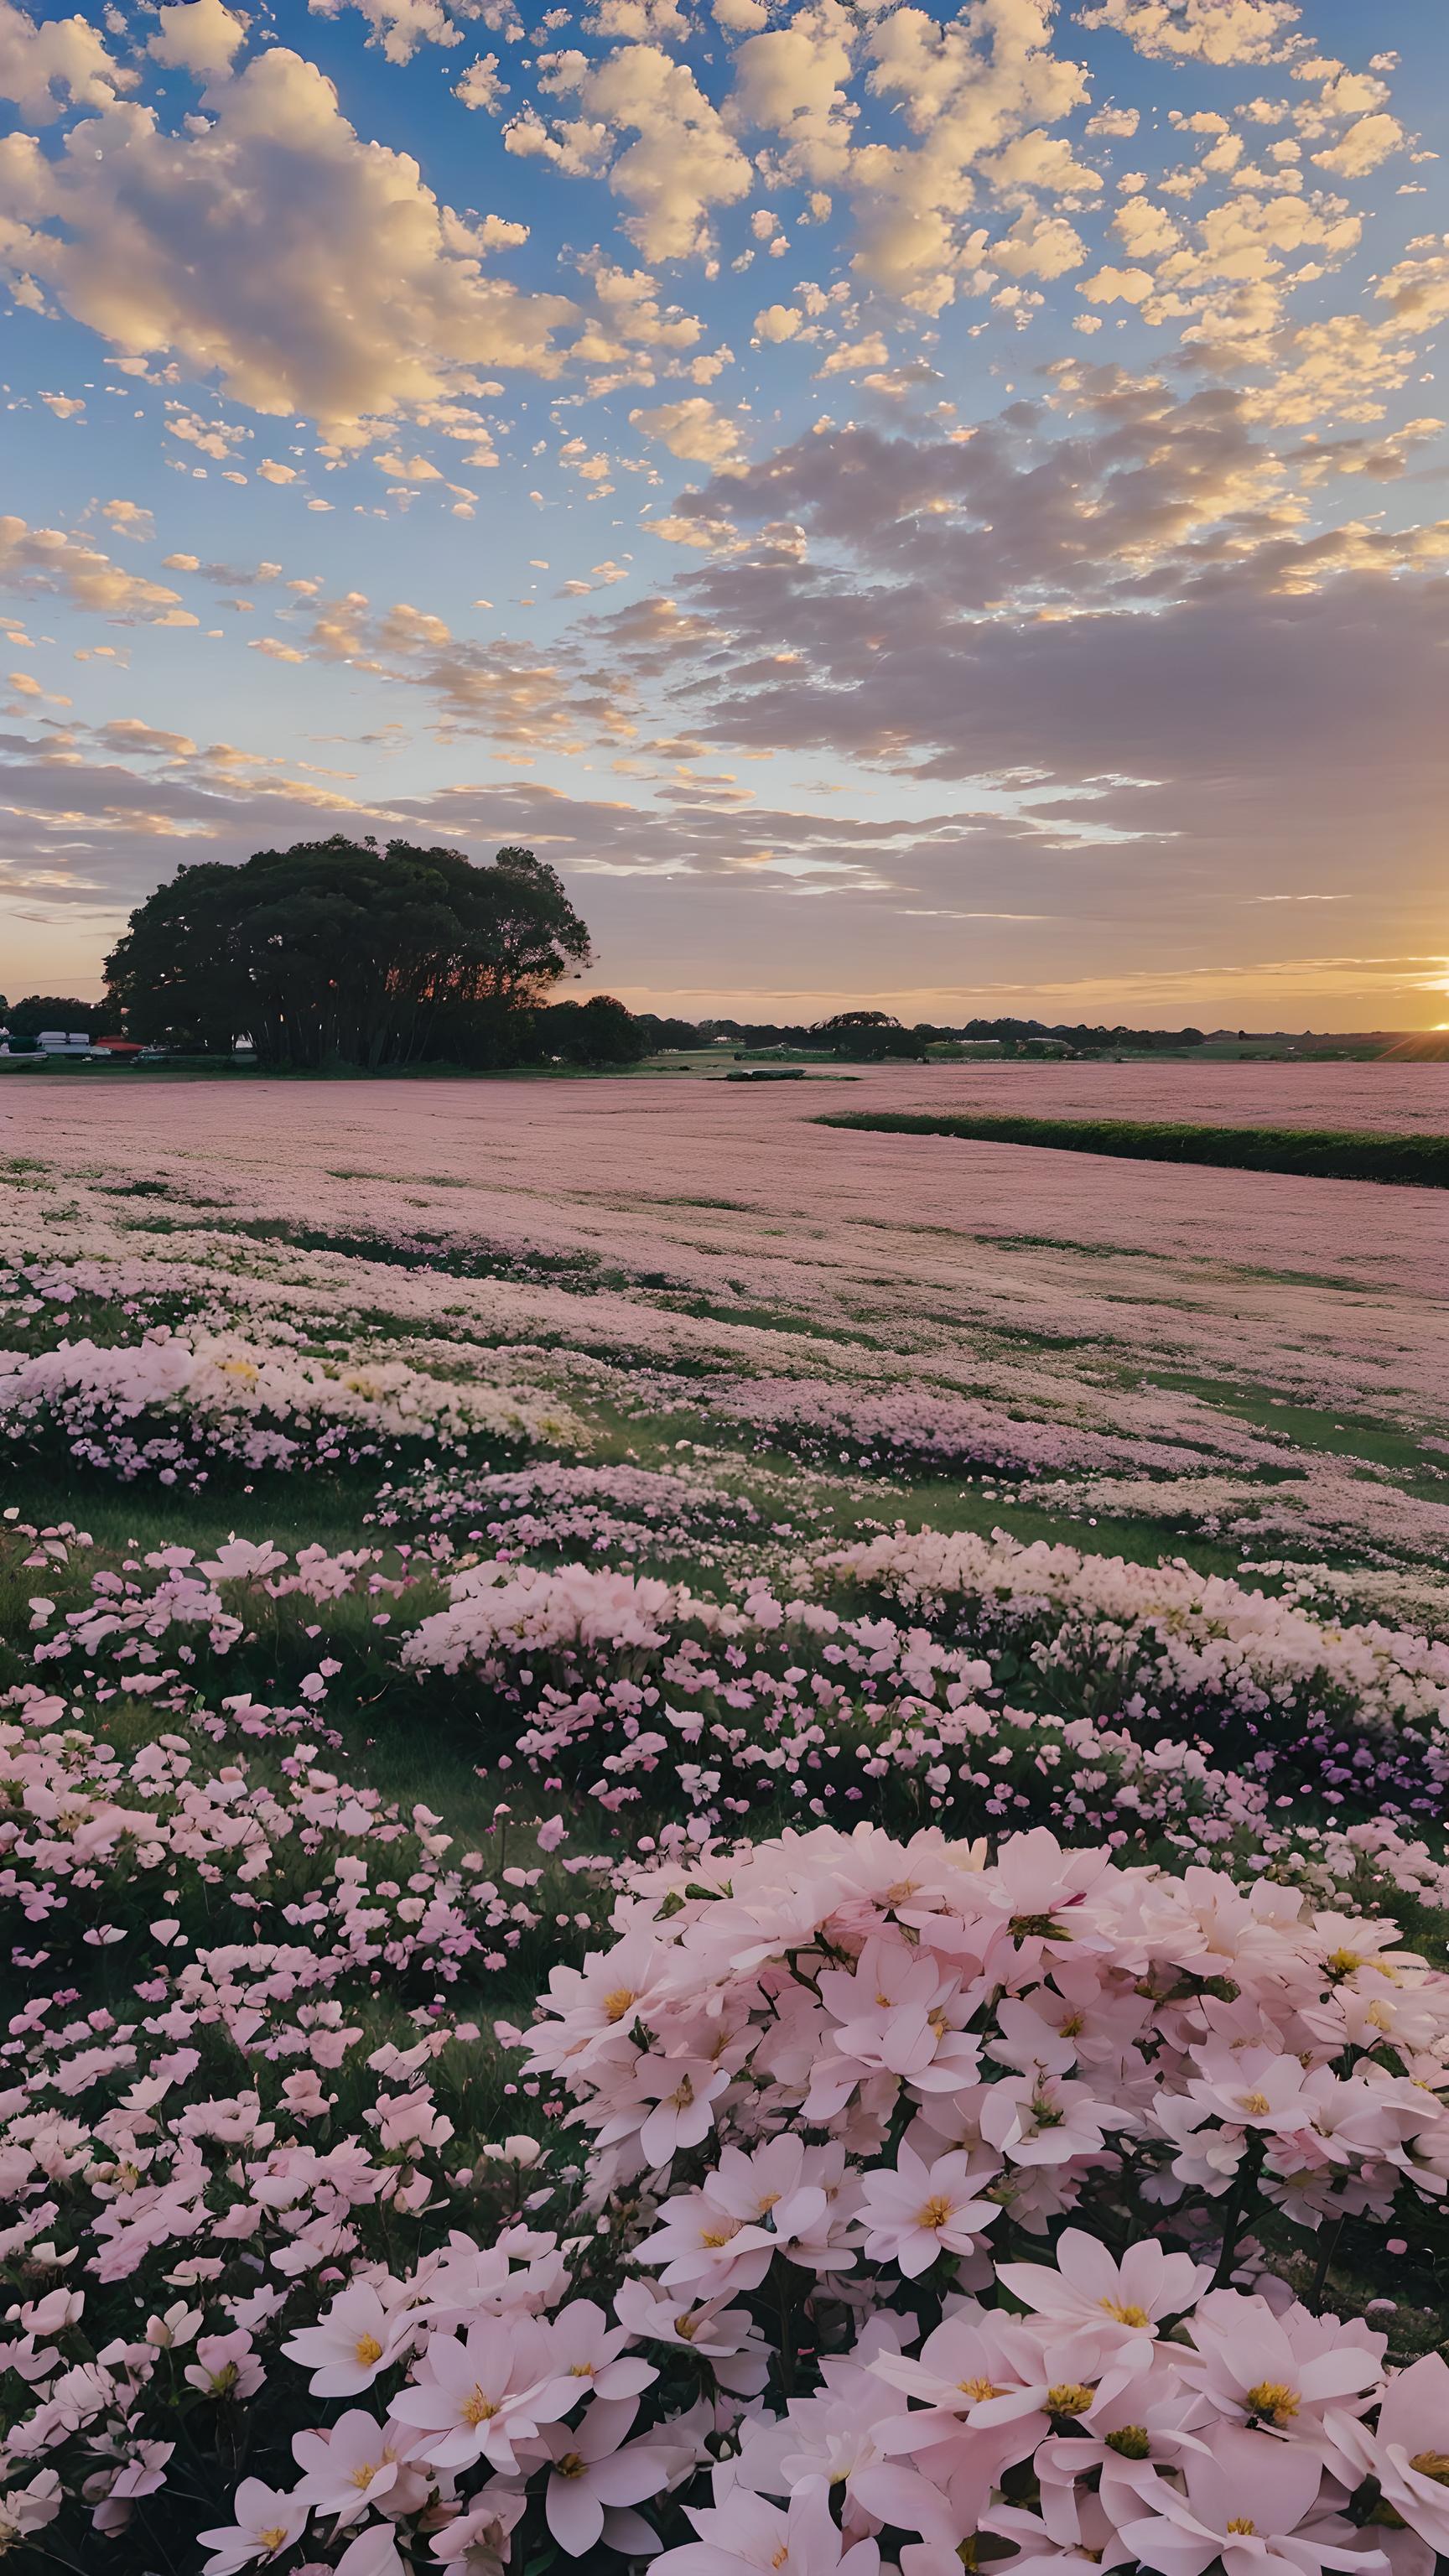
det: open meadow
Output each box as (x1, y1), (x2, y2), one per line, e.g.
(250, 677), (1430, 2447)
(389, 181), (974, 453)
(3, 1067), (1449, 2576)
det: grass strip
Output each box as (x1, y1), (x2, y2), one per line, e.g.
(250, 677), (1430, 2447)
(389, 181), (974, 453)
(815, 1109), (1449, 1187)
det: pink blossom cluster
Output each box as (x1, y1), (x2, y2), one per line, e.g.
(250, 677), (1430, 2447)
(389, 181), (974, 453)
(828, 1529), (1449, 1817)
(164, 1819), (1449, 2576)
(397, 1561), (1449, 1858)
(375, 1459), (766, 1570)
(672, 1374), (1232, 1484)
(0, 1332), (579, 1488)
(18, 1531), (441, 1718)
(0, 1690), (616, 2560)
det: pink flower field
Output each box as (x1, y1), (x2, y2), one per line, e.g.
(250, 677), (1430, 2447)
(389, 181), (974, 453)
(2, 1069), (1447, 2576)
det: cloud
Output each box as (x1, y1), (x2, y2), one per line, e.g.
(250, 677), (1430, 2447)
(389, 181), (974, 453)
(148, 0), (248, 80)
(1078, 0), (1299, 68)
(307, 0), (491, 65)
(1310, 112), (1403, 178)
(0, 514), (197, 622)
(0, 47), (576, 429)
(522, 44), (751, 259)
(570, 389), (1449, 967)
(729, 2), (856, 185)
(754, 301), (802, 342)
(992, 211), (1088, 279)
(630, 395), (744, 465)
(0, 0), (132, 122)
(100, 500), (157, 543)
(454, 50), (507, 109)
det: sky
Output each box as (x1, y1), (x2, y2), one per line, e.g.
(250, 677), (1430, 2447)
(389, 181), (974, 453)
(0, 0), (1446, 1030)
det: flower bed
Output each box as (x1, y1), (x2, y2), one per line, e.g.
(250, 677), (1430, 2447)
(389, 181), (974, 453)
(0, 1333), (579, 1487)
(828, 1529), (1449, 1820)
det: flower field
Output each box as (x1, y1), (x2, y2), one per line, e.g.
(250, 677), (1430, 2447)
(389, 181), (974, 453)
(3, 1069), (1448, 2576)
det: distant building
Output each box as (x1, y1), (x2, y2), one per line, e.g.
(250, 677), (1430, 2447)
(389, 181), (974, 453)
(37, 1031), (91, 1052)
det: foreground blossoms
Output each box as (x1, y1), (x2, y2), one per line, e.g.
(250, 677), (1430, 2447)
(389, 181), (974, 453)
(2, 1162), (1448, 2573)
(7, 1722), (1449, 2573)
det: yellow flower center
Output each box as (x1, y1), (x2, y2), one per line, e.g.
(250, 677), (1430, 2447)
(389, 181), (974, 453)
(259, 2529), (288, 2553)
(603, 1988), (637, 2023)
(1099, 2298), (1150, 2327)
(555, 2453), (585, 2480)
(354, 2333), (384, 2367)
(958, 2377), (1001, 2402)
(1410, 2454), (1449, 2487)
(1046, 2385), (1096, 2418)
(699, 2225), (739, 2247)
(675, 2314), (700, 2342)
(1106, 2426), (1150, 2459)
(1325, 1949), (1363, 1977)
(1239, 2091), (1272, 2116)
(1247, 2383), (1299, 2424)
(460, 2388), (500, 2426)
(917, 2194), (956, 2230)
(569, 2361), (595, 2376)
(349, 2463), (379, 2490)
(1227, 2520), (1256, 2536)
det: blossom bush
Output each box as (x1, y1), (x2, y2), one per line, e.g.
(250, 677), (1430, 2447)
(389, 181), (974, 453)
(828, 1530), (1449, 1822)
(0, 1332), (579, 1488)
(3, 1091), (1448, 2575)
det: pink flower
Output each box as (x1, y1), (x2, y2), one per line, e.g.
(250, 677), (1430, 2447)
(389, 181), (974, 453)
(184, 2330), (264, 2402)
(636, 2139), (857, 2293)
(600, 2056), (732, 2168)
(1121, 2423), (1384, 2576)
(1176, 2293), (1384, 2437)
(857, 2143), (1000, 2277)
(995, 2230), (1211, 2357)
(1327, 2354), (1449, 2558)
(198, 2479), (309, 2573)
(428, 2490), (527, 2570)
(388, 2318), (574, 2471)
(657, 2475), (880, 2573)
(538, 2396), (678, 2557)
(283, 2283), (411, 2397)
(290, 2412), (428, 2525)
(546, 2297), (657, 2402)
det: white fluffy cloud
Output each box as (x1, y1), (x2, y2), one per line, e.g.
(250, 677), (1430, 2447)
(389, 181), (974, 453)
(307, 0), (492, 66)
(1311, 114), (1404, 179)
(0, 46), (575, 428)
(0, 514), (197, 622)
(0, 0), (131, 122)
(148, 0), (247, 80)
(1078, 0), (1299, 68)
(533, 44), (751, 258)
(630, 394), (743, 465)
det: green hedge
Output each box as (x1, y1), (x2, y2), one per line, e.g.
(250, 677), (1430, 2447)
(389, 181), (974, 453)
(814, 1109), (1449, 1187)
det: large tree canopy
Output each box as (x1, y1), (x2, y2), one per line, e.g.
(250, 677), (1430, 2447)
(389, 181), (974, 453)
(105, 839), (593, 1068)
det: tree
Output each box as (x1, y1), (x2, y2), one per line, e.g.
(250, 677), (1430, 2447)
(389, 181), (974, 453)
(5, 995), (96, 1037)
(105, 838), (593, 1069)
(543, 995), (648, 1067)
(811, 1010), (927, 1062)
(632, 1013), (704, 1052)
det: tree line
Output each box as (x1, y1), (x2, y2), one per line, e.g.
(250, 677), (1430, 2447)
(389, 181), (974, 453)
(3, 836), (1212, 1072)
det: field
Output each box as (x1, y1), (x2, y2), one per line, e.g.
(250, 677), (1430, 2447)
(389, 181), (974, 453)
(3, 1064), (1449, 2576)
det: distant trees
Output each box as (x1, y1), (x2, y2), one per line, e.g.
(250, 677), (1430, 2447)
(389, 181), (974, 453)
(105, 838), (594, 1069)
(3, 995), (96, 1037)
(812, 1011), (928, 1061)
(543, 995), (648, 1067)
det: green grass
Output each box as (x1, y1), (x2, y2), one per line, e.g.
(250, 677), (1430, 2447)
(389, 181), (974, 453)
(817, 1109), (1449, 1187)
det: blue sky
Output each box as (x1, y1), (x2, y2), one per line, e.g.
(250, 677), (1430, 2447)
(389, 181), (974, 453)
(1, 0), (1446, 1026)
